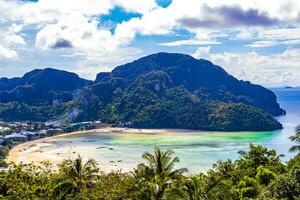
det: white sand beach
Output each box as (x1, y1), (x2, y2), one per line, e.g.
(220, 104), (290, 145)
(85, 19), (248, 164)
(5, 127), (195, 173)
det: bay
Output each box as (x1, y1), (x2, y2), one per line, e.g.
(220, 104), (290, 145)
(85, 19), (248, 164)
(16, 88), (300, 174)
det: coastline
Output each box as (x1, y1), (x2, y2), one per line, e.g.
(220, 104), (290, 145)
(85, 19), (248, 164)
(5, 129), (96, 164)
(5, 127), (200, 171)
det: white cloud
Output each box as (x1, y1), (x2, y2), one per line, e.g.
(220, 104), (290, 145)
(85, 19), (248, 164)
(113, 0), (158, 14)
(234, 28), (260, 40)
(0, 44), (18, 59)
(191, 46), (212, 58)
(260, 28), (300, 40)
(1, 0), (300, 84)
(0, 23), (24, 61)
(192, 46), (300, 86)
(17, 0), (158, 24)
(1, 0), (159, 60)
(108, 0), (300, 48)
(246, 27), (300, 48)
(0, 23), (24, 62)
(159, 39), (220, 46)
(71, 47), (142, 79)
(3, 0), (300, 53)
(246, 40), (277, 48)
(0, 0), (19, 22)
(35, 15), (114, 51)
(26, 0), (159, 60)
(4, 24), (26, 46)
(5, 34), (26, 46)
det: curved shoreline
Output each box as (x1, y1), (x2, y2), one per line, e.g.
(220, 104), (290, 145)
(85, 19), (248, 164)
(5, 127), (200, 166)
(5, 129), (94, 164)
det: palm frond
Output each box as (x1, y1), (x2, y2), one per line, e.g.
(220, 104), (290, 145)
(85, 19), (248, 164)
(52, 181), (75, 200)
(289, 145), (300, 152)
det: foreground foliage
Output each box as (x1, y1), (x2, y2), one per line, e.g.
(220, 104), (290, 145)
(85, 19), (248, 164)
(290, 126), (300, 153)
(0, 144), (299, 200)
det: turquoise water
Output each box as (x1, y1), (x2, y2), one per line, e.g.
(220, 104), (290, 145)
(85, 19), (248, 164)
(51, 88), (300, 173)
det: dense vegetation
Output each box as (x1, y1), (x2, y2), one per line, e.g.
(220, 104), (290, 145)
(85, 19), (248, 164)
(0, 144), (299, 199)
(290, 126), (300, 153)
(0, 53), (284, 131)
(0, 68), (90, 105)
(102, 53), (284, 116)
(107, 82), (281, 131)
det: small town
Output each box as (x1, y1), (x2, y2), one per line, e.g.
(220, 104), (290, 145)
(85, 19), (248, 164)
(0, 120), (105, 144)
(0, 120), (107, 167)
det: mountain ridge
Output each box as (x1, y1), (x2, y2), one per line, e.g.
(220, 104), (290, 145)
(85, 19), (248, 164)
(0, 68), (91, 105)
(0, 52), (284, 131)
(97, 52), (284, 116)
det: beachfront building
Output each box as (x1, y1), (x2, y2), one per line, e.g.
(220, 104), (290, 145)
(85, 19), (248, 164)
(4, 133), (27, 141)
(45, 120), (63, 128)
(46, 128), (63, 134)
(0, 126), (10, 133)
(38, 130), (47, 135)
(21, 131), (38, 137)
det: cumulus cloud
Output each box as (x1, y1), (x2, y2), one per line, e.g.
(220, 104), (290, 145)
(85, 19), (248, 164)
(0, 23), (23, 60)
(0, 23), (25, 50)
(0, 0), (19, 22)
(192, 46), (300, 86)
(3, 0), (300, 53)
(16, 0), (158, 24)
(0, 44), (18, 59)
(1, 0), (159, 59)
(108, 0), (300, 48)
(4, 24), (26, 46)
(35, 15), (116, 53)
(51, 39), (73, 49)
(1, 0), (300, 83)
(178, 6), (278, 28)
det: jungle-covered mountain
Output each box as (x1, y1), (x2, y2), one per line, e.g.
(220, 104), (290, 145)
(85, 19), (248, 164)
(0, 53), (284, 131)
(0, 68), (90, 105)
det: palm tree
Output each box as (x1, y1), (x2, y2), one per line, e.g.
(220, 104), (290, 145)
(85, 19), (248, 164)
(289, 126), (300, 152)
(169, 175), (208, 200)
(213, 160), (235, 179)
(52, 155), (99, 199)
(134, 147), (187, 200)
(142, 147), (187, 177)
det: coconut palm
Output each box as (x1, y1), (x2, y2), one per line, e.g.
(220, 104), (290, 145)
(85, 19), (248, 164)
(169, 175), (208, 200)
(52, 155), (99, 199)
(142, 147), (187, 177)
(169, 171), (233, 200)
(289, 126), (300, 152)
(213, 160), (235, 179)
(134, 147), (187, 200)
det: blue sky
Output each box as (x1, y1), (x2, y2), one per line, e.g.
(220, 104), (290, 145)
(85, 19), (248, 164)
(1, 0), (300, 86)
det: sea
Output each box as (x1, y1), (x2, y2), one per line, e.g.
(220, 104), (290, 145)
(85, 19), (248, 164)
(17, 88), (300, 174)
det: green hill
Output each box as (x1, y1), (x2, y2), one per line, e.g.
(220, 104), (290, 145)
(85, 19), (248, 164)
(0, 53), (284, 131)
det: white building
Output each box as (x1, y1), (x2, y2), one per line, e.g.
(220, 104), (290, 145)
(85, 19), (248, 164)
(4, 133), (27, 141)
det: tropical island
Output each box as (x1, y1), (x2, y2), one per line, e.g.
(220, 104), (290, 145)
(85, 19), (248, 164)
(1, 0), (300, 199)
(0, 53), (284, 132)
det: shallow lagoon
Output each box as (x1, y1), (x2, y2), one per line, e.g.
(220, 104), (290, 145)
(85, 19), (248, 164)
(16, 88), (300, 174)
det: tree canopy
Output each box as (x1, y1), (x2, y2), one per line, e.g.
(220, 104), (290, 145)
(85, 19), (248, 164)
(0, 145), (299, 199)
